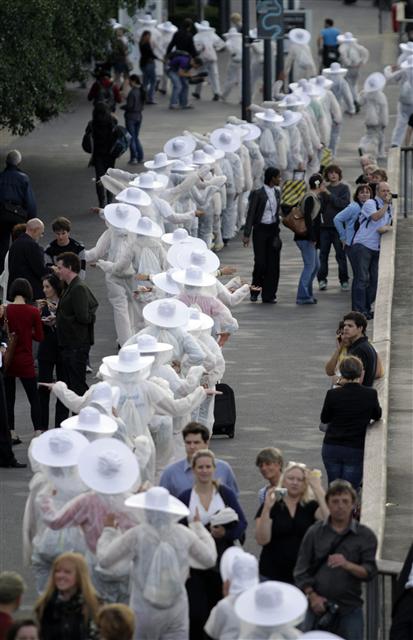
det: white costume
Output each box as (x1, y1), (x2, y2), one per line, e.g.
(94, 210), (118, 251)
(285, 29), (317, 83)
(194, 20), (225, 98)
(154, 21), (177, 93)
(222, 28), (242, 100)
(279, 111), (304, 181)
(338, 32), (369, 104)
(323, 64), (354, 155)
(252, 108), (288, 171)
(249, 30), (264, 101)
(359, 73), (388, 158)
(385, 55), (413, 146)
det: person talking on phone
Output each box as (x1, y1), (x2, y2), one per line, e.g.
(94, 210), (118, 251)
(255, 461), (328, 583)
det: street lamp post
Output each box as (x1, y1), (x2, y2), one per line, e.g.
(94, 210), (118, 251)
(241, 0), (251, 121)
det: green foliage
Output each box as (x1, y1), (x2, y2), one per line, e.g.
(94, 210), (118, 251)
(0, 0), (143, 136)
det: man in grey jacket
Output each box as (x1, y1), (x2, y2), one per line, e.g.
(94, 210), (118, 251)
(122, 74), (144, 164)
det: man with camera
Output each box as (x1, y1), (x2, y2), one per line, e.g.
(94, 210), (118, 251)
(350, 181), (393, 319)
(294, 479), (377, 639)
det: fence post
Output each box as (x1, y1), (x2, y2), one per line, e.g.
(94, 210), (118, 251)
(366, 575), (380, 639)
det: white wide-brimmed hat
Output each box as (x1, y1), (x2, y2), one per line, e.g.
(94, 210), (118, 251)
(238, 123), (261, 141)
(62, 405), (118, 435)
(323, 62), (348, 76)
(166, 238), (207, 267)
(293, 89), (310, 107)
(277, 93), (305, 108)
(220, 547), (245, 582)
(300, 633), (344, 639)
(144, 152), (174, 170)
(167, 244), (220, 272)
(152, 268), (182, 295)
(135, 333), (173, 354)
(195, 19), (213, 31)
(138, 13), (156, 25)
(311, 75), (333, 90)
(234, 581), (307, 628)
(162, 228), (190, 245)
(103, 203), (140, 229)
(249, 28), (258, 39)
(186, 306), (214, 332)
(31, 429), (89, 468)
(116, 187), (151, 207)
(223, 27), (241, 39)
(78, 438), (140, 494)
(337, 31), (357, 44)
(143, 298), (190, 328)
(203, 143), (225, 160)
(280, 110), (302, 128)
(103, 345), (154, 374)
(288, 28), (311, 45)
(164, 135), (196, 158)
(169, 159), (196, 173)
(291, 79), (324, 97)
(125, 486), (189, 517)
(220, 548), (258, 594)
(210, 507), (239, 526)
(210, 127), (241, 153)
(172, 266), (216, 288)
(225, 123), (248, 139)
(157, 21), (177, 34)
(126, 216), (163, 237)
(129, 172), (165, 190)
(363, 72), (386, 93)
(255, 108), (284, 124)
(89, 381), (121, 413)
(401, 54), (413, 69)
(192, 149), (215, 165)
(400, 41), (413, 53)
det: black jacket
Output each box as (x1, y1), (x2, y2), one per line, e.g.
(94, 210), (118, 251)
(7, 232), (48, 299)
(166, 29), (198, 58)
(56, 276), (98, 348)
(392, 543), (413, 615)
(40, 591), (98, 640)
(244, 186), (280, 238)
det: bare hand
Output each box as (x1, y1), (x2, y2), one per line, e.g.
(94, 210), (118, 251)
(204, 388), (223, 396)
(250, 285), (262, 292)
(264, 487), (277, 511)
(90, 207), (102, 215)
(38, 382), (55, 391)
(242, 237), (250, 247)
(220, 265), (237, 276)
(217, 332), (230, 347)
(135, 273), (150, 281)
(193, 506), (201, 523)
(103, 514), (117, 528)
(171, 360), (181, 373)
(195, 209), (205, 217)
(211, 525), (226, 539)
(328, 553), (348, 569)
(309, 592), (327, 615)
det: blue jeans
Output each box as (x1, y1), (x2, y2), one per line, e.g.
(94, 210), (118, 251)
(295, 240), (319, 303)
(351, 243), (379, 316)
(142, 61), (156, 103)
(322, 442), (364, 490)
(318, 227), (349, 284)
(304, 606), (363, 639)
(167, 71), (189, 107)
(125, 117), (143, 162)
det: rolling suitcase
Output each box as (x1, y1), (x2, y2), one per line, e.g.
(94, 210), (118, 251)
(212, 383), (236, 438)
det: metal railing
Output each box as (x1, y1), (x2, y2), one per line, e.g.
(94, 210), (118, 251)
(365, 559), (403, 640)
(400, 146), (413, 217)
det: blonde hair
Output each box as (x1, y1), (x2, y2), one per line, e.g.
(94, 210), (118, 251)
(35, 553), (99, 624)
(97, 604), (135, 640)
(281, 462), (312, 503)
(191, 448), (216, 469)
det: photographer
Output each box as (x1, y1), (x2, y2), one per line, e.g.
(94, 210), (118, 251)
(166, 52), (203, 110)
(294, 479), (378, 639)
(350, 181), (393, 319)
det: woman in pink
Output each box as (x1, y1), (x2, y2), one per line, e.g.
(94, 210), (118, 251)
(1, 277), (43, 442)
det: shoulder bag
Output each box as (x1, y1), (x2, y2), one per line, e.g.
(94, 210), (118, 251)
(2, 307), (18, 373)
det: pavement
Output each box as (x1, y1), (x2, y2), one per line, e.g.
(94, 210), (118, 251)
(0, 0), (411, 609)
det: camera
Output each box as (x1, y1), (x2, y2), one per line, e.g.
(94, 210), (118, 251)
(316, 601), (340, 629)
(275, 488), (287, 500)
(391, 193), (398, 199)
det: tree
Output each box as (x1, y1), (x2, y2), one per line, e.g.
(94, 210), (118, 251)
(0, 0), (143, 135)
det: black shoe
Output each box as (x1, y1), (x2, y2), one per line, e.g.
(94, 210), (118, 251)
(12, 437), (22, 446)
(250, 291), (259, 302)
(192, 92), (200, 99)
(262, 298), (277, 304)
(212, 94), (220, 101)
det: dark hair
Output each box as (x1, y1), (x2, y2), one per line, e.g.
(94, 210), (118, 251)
(325, 18), (334, 26)
(11, 223), (27, 241)
(324, 164), (342, 180)
(42, 273), (62, 297)
(256, 447), (284, 469)
(96, 604), (134, 640)
(52, 217), (71, 232)
(56, 252), (80, 274)
(192, 56), (203, 67)
(308, 173), (323, 190)
(371, 168), (388, 181)
(339, 355), (363, 380)
(182, 422), (210, 443)
(92, 102), (112, 124)
(325, 479), (357, 504)
(343, 311), (368, 333)
(353, 184), (373, 203)
(264, 167), (280, 185)
(183, 18), (193, 30)
(139, 30), (151, 44)
(6, 619), (38, 640)
(129, 74), (141, 85)
(9, 278), (33, 303)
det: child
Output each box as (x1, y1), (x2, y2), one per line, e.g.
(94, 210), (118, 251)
(44, 217), (86, 279)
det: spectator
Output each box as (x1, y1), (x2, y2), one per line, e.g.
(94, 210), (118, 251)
(139, 31), (158, 104)
(317, 18), (341, 69)
(368, 168), (388, 198)
(110, 25), (130, 86)
(87, 68), (121, 113)
(242, 167), (282, 304)
(34, 552), (99, 640)
(255, 461), (328, 583)
(1, 278), (43, 442)
(320, 355), (382, 489)
(84, 103), (118, 208)
(6, 620), (38, 640)
(121, 74), (145, 165)
(166, 17), (198, 58)
(355, 154), (377, 184)
(317, 164), (351, 292)
(0, 572), (26, 640)
(333, 183), (373, 266)
(294, 479), (378, 638)
(351, 181), (393, 318)
(96, 604), (135, 640)
(0, 150), (37, 272)
(7, 219), (47, 301)
(295, 173), (324, 305)
(179, 449), (247, 640)
(37, 274), (63, 431)
(166, 53), (203, 110)
(55, 252), (98, 423)
(230, 12), (242, 32)
(159, 422), (239, 498)
(389, 542), (413, 640)
(44, 217), (86, 280)
(255, 447), (284, 505)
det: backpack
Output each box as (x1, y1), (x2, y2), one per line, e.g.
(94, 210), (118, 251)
(82, 123), (93, 154)
(94, 82), (116, 112)
(351, 198), (379, 244)
(110, 125), (131, 159)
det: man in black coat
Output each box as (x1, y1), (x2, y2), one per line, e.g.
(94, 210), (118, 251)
(390, 542), (413, 640)
(242, 167), (282, 304)
(166, 17), (198, 58)
(7, 218), (47, 300)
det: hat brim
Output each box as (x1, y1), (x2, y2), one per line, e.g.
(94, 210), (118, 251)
(280, 112), (303, 127)
(323, 67), (347, 75)
(161, 231), (189, 245)
(288, 29), (311, 45)
(337, 35), (357, 43)
(234, 581), (308, 627)
(364, 73), (386, 93)
(144, 158), (174, 169)
(170, 163), (197, 173)
(192, 154), (215, 165)
(78, 438), (140, 494)
(220, 547), (246, 582)
(31, 430), (89, 467)
(195, 23), (213, 31)
(255, 112), (284, 124)
(164, 136), (197, 159)
(152, 272), (182, 295)
(102, 354), (154, 373)
(172, 269), (217, 287)
(143, 300), (189, 328)
(401, 59), (413, 69)
(137, 340), (174, 354)
(239, 123), (261, 140)
(167, 243), (219, 272)
(116, 188), (151, 207)
(61, 413), (118, 435)
(125, 492), (189, 517)
(186, 311), (214, 332)
(126, 219), (163, 237)
(103, 203), (140, 228)
(157, 24), (177, 33)
(210, 128), (242, 152)
(129, 177), (165, 190)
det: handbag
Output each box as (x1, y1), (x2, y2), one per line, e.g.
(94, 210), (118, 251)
(0, 202), (28, 226)
(2, 307), (18, 373)
(281, 205), (307, 236)
(82, 128), (93, 154)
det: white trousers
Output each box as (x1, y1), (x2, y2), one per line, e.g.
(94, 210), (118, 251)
(222, 61), (241, 99)
(106, 274), (136, 346)
(198, 60), (221, 96)
(391, 102), (412, 146)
